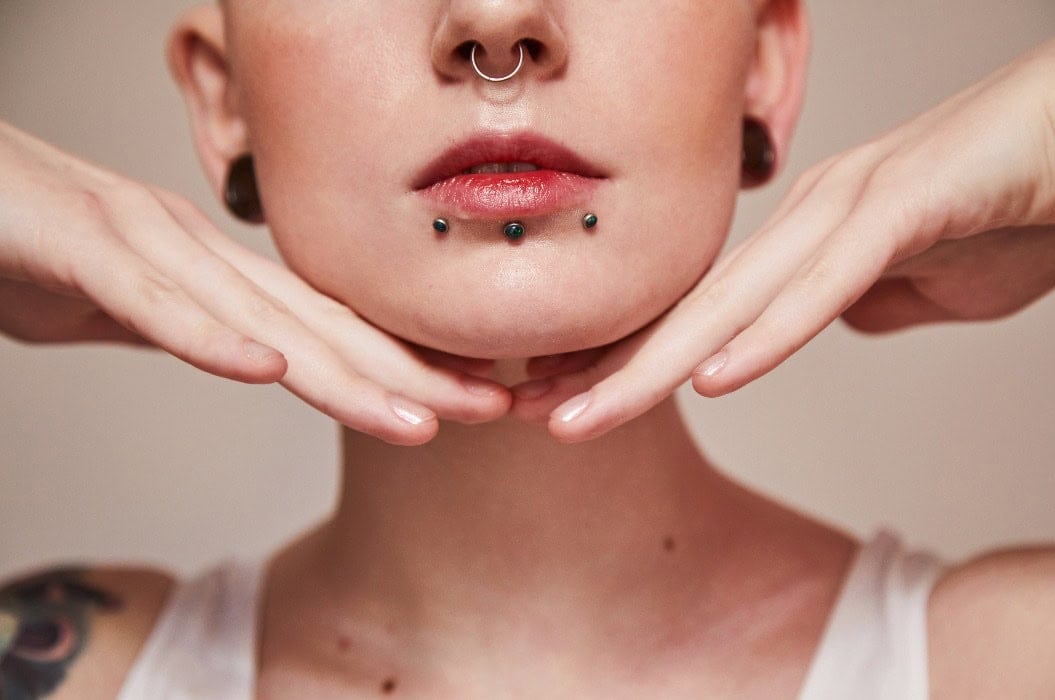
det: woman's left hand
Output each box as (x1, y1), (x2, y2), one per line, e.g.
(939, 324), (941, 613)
(512, 39), (1055, 443)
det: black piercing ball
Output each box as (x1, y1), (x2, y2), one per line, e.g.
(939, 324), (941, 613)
(583, 213), (598, 229)
(504, 222), (525, 240)
(433, 218), (449, 233)
(224, 154), (265, 223)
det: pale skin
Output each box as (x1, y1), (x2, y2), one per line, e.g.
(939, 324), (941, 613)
(1, 1), (1055, 698)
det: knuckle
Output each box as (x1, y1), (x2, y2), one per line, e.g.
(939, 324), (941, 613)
(243, 290), (291, 327)
(688, 276), (731, 311)
(161, 191), (213, 230)
(106, 179), (161, 211)
(133, 273), (182, 310)
(68, 187), (110, 225)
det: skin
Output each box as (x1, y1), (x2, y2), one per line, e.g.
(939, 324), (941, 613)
(195, 6), (849, 695)
(1, 1), (1054, 698)
(0, 570), (120, 699)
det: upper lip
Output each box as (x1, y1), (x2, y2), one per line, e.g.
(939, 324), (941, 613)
(412, 132), (607, 190)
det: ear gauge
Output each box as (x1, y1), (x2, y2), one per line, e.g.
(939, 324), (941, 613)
(741, 117), (776, 187)
(223, 154), (265, 223)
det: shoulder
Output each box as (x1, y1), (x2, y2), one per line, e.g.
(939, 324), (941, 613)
(928, 545), (1055, 699)
(0, 563), (176, 700)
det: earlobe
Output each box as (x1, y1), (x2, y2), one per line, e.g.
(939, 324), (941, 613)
(167, 5), (249, 202)
(742, 0), (810, 183)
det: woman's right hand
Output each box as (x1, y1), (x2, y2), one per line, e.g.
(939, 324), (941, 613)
(0, 120), (511, 445)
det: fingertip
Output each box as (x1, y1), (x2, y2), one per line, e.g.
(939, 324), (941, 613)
(544, 391), (596, 443)
(510, 378), (584, 424)
(370, 397), (440, 446)
(460, 374), (507, 399)
(690, 371), (730, 398)
(383, 422), (440, 447)
(240, 339), (288, 384)
(389, 395), (437, 425)
(691, 349), (733, 397)
(525, 353), (571, 378)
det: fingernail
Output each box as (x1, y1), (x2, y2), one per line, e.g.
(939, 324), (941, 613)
(513, 378), (554, 400)
(461, 375), (502, 397)
(389, 397), (436, 426)
(244, 339), (279, 363)
(699, 350), (729, 378)
(554, 392), (591, 424)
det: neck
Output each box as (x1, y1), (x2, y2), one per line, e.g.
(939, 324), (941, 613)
(302, 389), (782, 644)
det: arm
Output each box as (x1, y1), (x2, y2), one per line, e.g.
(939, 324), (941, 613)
(0, 566), (173, 699)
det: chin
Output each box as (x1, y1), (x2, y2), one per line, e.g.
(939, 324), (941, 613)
(361, 286), (676, 360)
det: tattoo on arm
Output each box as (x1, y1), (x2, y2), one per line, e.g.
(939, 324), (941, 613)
(0, 569), (122, 699)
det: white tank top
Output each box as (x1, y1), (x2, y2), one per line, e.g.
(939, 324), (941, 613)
(117, 529), (944, 700)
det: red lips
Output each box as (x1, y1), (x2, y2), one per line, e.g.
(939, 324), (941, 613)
(413, 132), (606, 218)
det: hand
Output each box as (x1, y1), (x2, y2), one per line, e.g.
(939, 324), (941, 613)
(0, 120), (511, 445)
(511, 39), (1055, 443)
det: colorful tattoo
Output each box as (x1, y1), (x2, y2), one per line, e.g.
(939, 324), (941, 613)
(0, 568), (121, 699)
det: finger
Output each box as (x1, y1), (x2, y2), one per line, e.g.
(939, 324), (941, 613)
(0, 278), (146, 344)
(152, 191), (510, 425)
(510, 348), (607, 422)
(278, 356), (440, 446)
(691, 205), (898, 398)
(411, 344), (495, 378)
(841, 277), (955, 333)
(74, 238), (288, 384)
(319, 320), (511, 424)
(708, 148), (882, 282)
(534, 173), (875, 442)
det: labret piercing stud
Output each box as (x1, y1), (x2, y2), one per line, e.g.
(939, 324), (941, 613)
(431, 215), (596, 237)
(503, 221), (526, 240)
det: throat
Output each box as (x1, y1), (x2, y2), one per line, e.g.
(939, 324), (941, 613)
(322, 396), (729, 617)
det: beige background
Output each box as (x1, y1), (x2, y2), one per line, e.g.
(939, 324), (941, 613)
(1, 2), (1053, 579)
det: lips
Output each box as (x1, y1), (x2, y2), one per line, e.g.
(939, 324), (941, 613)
(413, 132), (606, 218)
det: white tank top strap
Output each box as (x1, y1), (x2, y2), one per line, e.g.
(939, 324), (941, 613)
(117, 557), (267, 700)
(797, 528), (946, 700)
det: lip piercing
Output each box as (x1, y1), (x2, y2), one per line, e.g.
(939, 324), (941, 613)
(433, 218), (449, 233)
(583, 213), (598, 230)
(503, 222), (526, 240)
(470, 42), (525, 83)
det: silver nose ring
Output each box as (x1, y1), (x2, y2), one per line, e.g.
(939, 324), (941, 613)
(470, 42), (525, 82)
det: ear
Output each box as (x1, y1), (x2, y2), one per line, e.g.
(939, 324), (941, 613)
(743, 0), (810, 179)
(167, 5), (248, 203)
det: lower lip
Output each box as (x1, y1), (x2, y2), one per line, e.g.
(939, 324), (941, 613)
(418, 171), (601, 218)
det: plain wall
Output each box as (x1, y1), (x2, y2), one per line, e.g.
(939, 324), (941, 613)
(1, 1), (1053, 578)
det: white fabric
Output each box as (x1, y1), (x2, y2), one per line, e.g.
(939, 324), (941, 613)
(116, 529), (943, 699)
(116, 558), (263, 700)
(798, 529), (945, 700)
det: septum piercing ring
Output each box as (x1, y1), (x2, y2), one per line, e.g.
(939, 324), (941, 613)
(470, 42), (525, 83)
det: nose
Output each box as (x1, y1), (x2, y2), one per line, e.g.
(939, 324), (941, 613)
(431, 0), (568, 83)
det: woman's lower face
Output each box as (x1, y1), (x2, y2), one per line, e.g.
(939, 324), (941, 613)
(224, 1), (757, 359)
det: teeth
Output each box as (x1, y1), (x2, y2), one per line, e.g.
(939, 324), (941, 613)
(466, 162), (541, 174)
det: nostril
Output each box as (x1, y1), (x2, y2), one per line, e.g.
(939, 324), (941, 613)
(455, 41), (475, 61)
(520, 38), (543, 61)
(455, 39), (542, 63)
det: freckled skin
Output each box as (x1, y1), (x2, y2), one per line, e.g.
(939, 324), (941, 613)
(222, 1), (756, 358)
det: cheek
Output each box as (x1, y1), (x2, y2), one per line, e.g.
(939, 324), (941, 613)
(229, 4), (752, 358)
